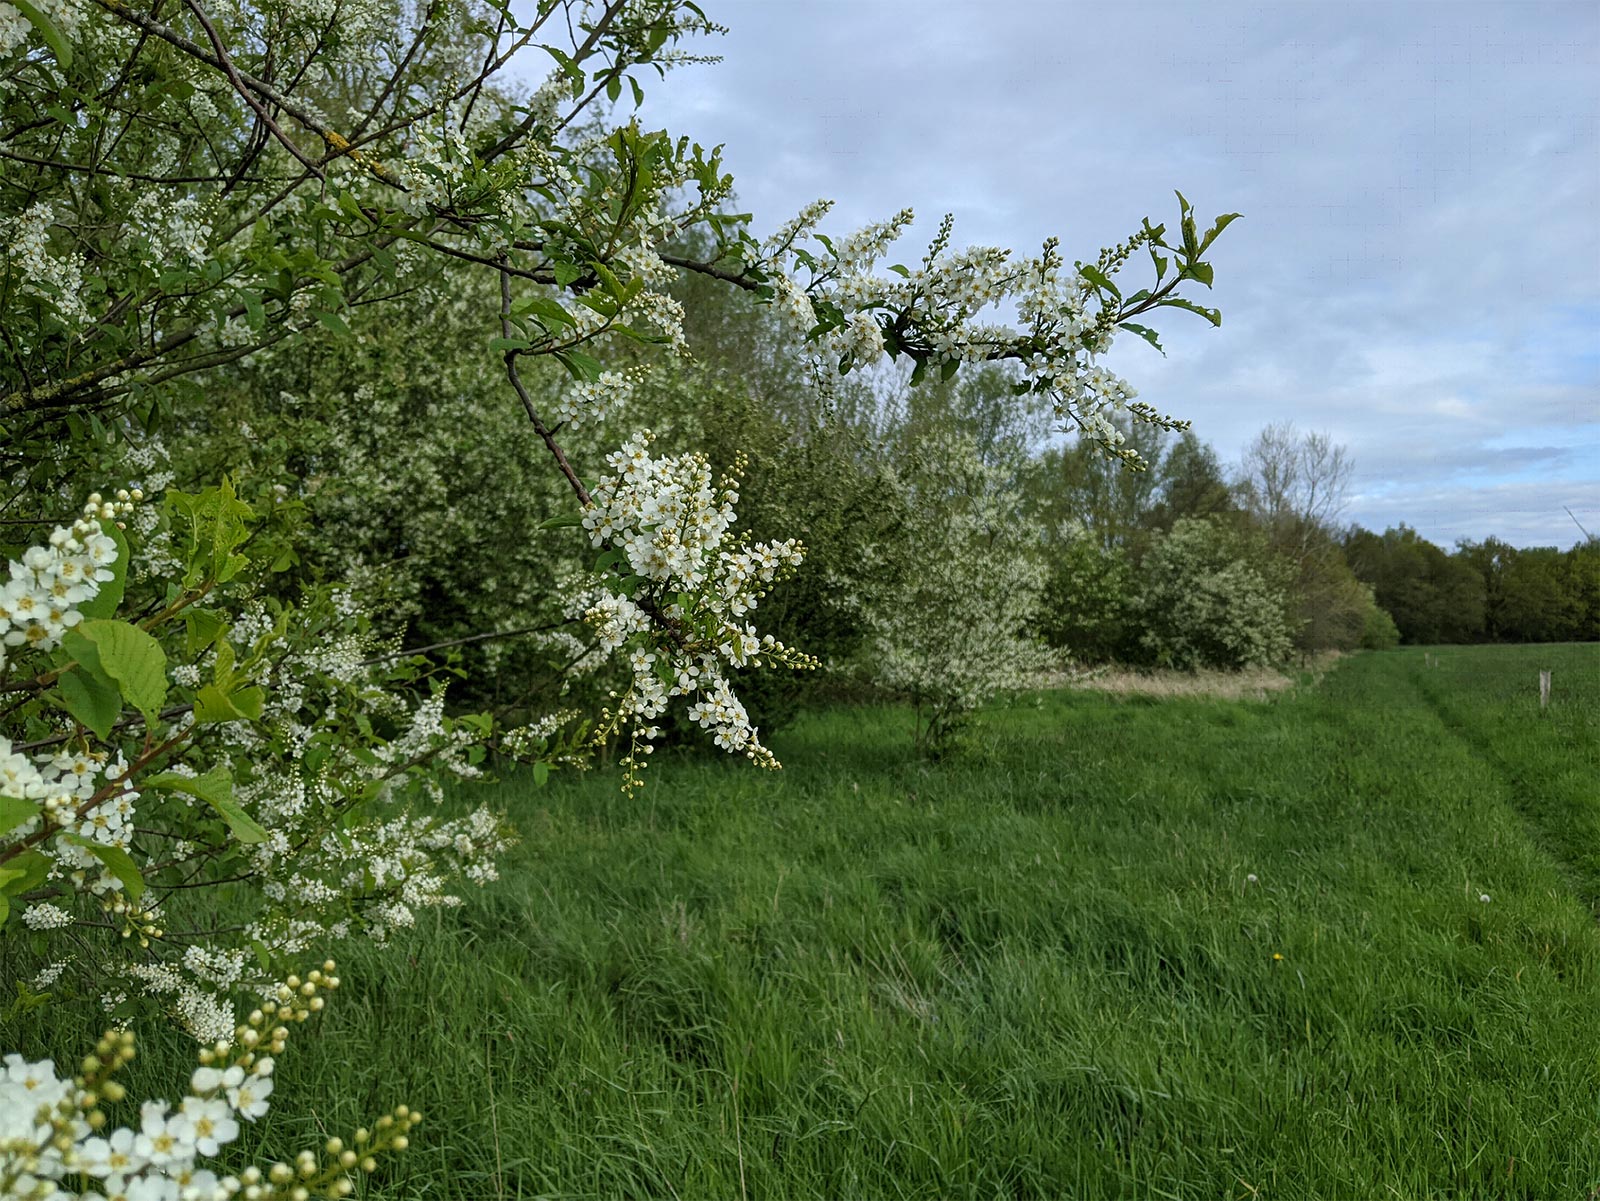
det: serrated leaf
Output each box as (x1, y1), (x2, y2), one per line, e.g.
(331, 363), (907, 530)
(0, 850), (49, 895)
(1079, 264), (1121, 299)
(555, 349), (605, 382)
(1158, 296), (1222, 327)
(62, 835), (143, 901)
(0, 797), (41, 839)
(144, 766), (267, 844)
(1198, 212), (1241, 254)
(184, 609), (227, 657)
(71, 620), (167, 723)
(193, 683), (253, 724)
(230, 687), (265, 719)
(1120, 322), (1166, 356)
(56, 662), (122, 740)
(514, 296), (577, 329)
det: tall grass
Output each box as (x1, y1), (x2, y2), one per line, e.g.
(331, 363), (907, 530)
(9, 643), (1599, 1197)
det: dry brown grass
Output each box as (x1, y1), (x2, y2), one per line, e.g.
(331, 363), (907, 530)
(1039, 653), (1344, 701)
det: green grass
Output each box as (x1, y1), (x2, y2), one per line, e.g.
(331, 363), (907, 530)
(11, 643), (1600, 1198)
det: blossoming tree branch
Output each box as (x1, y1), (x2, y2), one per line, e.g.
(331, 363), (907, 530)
(0, 0), (1235, 1191)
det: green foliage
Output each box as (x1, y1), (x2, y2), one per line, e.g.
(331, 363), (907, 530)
(1359, 595), (1402, 650)
(1345, 525), (1488, 644)
(1035, 530), (1133, 662)
(1136, 517), (1295, 671)
(13, 646), (1600, 1195)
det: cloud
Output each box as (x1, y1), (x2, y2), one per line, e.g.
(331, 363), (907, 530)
(631, 1), (1599, 548)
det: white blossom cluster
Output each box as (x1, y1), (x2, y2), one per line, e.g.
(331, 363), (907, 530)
(0, 492), (133, 668)
(757, 204), (1175, 463)
(0, 202), (91, 326)
(581, 431), (813, 783)
(3, 485), (520, 1040)
(862, 431), (1053, 750)
(554, 367), (641, 429)
(127, 193), (214, 270)
(0, 0), (81, 61)
(0, 965), (419, 1201)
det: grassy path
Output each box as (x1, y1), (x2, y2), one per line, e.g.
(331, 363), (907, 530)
(9, 644), (1600, 1197)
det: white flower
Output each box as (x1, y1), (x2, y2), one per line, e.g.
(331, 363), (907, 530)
(226, 1074), (273, 1120)
(174, 1095), (239, 1156)
(77, 1127), (144, 1179)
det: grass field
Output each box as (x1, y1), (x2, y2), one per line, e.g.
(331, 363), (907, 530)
(10, 643), (1600, 1198)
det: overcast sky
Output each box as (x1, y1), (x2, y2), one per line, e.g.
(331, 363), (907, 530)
(628, 0), (1599, 549)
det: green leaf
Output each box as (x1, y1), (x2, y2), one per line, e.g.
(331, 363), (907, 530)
(538, 513), (584, 530)
(555, 349), (605, 382)
(488, 336), (531, 353)
(1158, 296), (1222, 327)
(144, 766), (267, 844)
(532, 760), (550, 787)
(75, 520), (129, 621)
(1198, 212), (1241, 254)
(166, 482), (255, 588)
(1120, 322), (1166, 355)
(11, 0), (73, 66)
(56, 661), (122, 740)
(315, 310), (351, 335)
(241, 290), (265, 330)
(184, 609), (227, 658)
(1078, 264), (1121, 300)
(1183, 261), (1215, 287)
(0, 851), (50, 898)
(71, 620), (167, 724)
(193, 683), (254, 725)
(590, 260), (625, 302)
(0, 797), (41, 839)
(513, 296), (577, 329)
(61, 836), (143, 901)
(230, 687), (265, 720)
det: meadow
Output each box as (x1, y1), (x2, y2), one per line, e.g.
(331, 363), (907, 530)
(10, 642), (1600, 1198)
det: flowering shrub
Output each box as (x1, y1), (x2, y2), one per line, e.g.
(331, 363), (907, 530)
(0, 962), (420, 1199)
(859, 430), (1052, 754)
(1, 0), (1238, 1180)
(572, 431), (815, 788)
(1136, 518), (1296, 671)
(0, 487), (527, 1040)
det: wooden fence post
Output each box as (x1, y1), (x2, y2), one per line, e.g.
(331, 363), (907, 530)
(1540, 670), (1552, 710)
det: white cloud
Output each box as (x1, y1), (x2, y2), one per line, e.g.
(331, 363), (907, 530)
(629, 1), (1599, 547)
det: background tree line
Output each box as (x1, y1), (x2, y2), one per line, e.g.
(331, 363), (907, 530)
(150, 236), (1593, 759)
